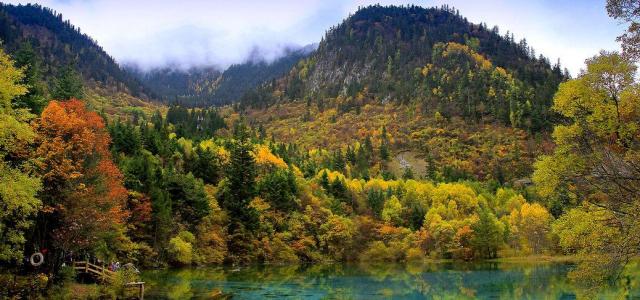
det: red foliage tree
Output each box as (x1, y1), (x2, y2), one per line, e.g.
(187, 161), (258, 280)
(35, 99), (128, 253)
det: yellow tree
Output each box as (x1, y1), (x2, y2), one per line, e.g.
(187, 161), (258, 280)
(508, 203), (552, 254)
(0, 48), (41, 263)
(533, 51), (640, 283)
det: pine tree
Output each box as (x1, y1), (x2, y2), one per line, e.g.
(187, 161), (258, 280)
(346, 146), (356, 165)
(366, 188), (384, 218)
(363, 135), (374, 161)
(402, 166), (414, 179)
(13, 42), (47, 113)
(52, 64), (84, 100)
(380, 126), (390, 161)
(320, 170), (330, 190)
(424, 149), (437, 180)
(219, 122), (259, 232)
(332, 150), (346, 172)
(330, 178), (348, 202)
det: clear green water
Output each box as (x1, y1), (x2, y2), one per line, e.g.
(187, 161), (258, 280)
(141, 261), (640, 299)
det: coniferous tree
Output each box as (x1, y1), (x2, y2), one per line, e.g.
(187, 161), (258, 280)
(402, 167), (414, 179)
(13, 42), (47, 113)
(379, 126), (390, 161)
(52, 64), (84, 100)
(366, 188), (384, 218)
(219, 122), (259, 232)
(320, 170), (330, 190)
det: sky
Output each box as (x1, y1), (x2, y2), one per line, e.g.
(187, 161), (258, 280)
(5, 0), (626, 75)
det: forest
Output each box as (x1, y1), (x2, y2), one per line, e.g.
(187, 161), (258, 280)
(0, 1), (639, 299)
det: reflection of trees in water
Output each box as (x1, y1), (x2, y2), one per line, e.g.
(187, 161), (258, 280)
(141, 262), (640, 299)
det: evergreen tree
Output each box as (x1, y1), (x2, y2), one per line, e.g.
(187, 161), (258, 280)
(424, 149), (437, 180)
(191, 146), (221, 185)
(258, 168), (298, 212)
(402, 166), (414, 179)
(219, 122), (259, 232)
(471, 208), (504, 259)
(165, 171), (210, 228)
(366, 188), (384, 218)
(332, 150), (346, 172)
(13, 41), (47, 113)
(52, 64), (84, 100)
(330, 177), (349, 202)
(346, 146), (356, 165)
(380, 126), (390, 161)
(320, 170), (330, 190)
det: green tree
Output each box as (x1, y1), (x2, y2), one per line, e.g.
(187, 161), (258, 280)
(258, 168), (298, 212)
(471, 208), (504, 258)
(52, 64), (84, 100)
(379, 126), (390, 161)
(219, 122), (259, 232)
(366, 188), (385, 218)
(402, 167), (414, 179)
(319, 170), (330, 190)
(13, 42), (47, 113)
(329, 177), (348, 202)
(165, 171), (210, 228)
(168, 231), (195, 265)
(381, 195), (403, 226)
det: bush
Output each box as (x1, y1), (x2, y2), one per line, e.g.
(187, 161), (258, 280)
(405, 247), (425, 261)
(361, 241), (395, 262)
(168, 231), (195, 265)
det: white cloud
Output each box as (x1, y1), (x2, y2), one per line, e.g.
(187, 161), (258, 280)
(6, 0), (625, 74)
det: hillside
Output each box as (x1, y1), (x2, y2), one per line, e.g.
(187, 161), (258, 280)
(127, 65), (222, 106)
(0, 3), (151, 98)
(212, 45), (315, 105)
(244, 5), (567, 132)
(237, 5), (569, 182)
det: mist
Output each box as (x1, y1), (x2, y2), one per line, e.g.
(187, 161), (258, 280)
(5, 0), (625, 75)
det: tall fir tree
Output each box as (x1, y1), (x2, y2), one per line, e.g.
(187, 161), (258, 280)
(13, 42), (47, 113)
(52, 64), (84, 100)
(219, 121), (259, 232)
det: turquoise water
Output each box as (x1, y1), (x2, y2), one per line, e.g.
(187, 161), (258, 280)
(141, 261), (640, 299)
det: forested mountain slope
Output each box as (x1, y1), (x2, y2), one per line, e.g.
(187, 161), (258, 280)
(130, 45), (314, 106)
(244, 5), (567, 132)
(127, 66), (222, 106)
(0, 3), (151, 98)
(212, 45), (314, 105)
(238, 5), (570, 184)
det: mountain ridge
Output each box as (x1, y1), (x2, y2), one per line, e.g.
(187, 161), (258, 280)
(241, 5), (567, 132)
(0, 3), (153, 98)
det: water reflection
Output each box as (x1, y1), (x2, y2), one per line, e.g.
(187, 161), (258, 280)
(142, 261), (640, 299)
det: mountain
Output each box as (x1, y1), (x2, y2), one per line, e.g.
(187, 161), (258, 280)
(126, 65), (222, 106)
(237, 5), (570, 182)
(243, 5), (567, 132)
(0, 3), (151, 98)
(129, 45), (315, 106)
(212, 45), (315, 105)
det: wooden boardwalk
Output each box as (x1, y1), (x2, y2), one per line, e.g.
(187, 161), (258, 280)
(73, 261), (145, 299)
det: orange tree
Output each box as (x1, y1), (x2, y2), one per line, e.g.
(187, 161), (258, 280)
(32, 99), (129, 263)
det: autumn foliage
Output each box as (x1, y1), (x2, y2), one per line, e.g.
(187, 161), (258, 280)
(35, 99), (128, 252)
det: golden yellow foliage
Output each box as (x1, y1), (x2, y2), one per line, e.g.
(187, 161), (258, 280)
(254, 145), (287, 169)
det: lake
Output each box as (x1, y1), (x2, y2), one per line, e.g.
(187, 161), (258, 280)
(141, 261), (640, 299)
